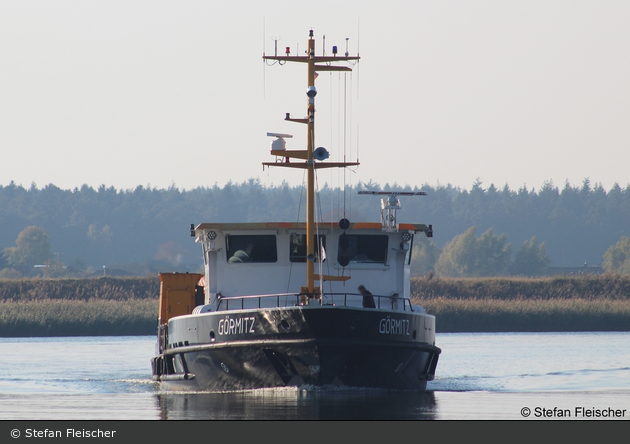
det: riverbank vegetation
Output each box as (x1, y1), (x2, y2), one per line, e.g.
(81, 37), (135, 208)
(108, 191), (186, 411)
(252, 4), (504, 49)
(0, 275), (629, 336)
(0, 277), (159, 337)
(410, 274), (630, 332)
(0, 299), (156, 337)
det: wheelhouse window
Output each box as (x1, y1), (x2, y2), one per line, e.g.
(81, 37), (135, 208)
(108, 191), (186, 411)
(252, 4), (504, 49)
(226, 235), (277, 263)
(290, 234), (326, 262)
(337, 234), (388, 265)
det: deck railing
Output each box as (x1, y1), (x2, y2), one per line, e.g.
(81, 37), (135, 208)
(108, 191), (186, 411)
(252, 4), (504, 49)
(215, 292), (416, 312)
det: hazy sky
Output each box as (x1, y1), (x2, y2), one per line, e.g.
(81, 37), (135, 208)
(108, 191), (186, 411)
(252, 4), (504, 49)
(1, 1), (629, 193)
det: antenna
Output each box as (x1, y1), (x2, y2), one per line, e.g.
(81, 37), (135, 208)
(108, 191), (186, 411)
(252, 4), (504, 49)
(359, 191), (427, 231)
(267, 132), (293, 152)
(266, 132), (293, 138)
(357, 17), (361, 57)
(358, 191), (427, 196)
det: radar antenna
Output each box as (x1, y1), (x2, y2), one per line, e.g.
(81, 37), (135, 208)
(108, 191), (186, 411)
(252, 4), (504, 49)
(358, 191), (427, 232)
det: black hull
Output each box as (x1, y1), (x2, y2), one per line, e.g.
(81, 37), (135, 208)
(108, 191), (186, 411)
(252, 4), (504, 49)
(152, 306), (440, 391)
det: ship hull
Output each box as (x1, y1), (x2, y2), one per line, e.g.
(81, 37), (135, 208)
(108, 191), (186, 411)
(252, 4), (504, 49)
(152, 306), (440, 391)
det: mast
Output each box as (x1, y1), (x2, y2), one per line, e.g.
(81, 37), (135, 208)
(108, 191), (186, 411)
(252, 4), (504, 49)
(263, 30), (359, 302)
(306, 32), (316, 299)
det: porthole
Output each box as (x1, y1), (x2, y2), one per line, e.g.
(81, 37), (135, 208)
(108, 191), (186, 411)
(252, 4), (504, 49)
(280, 319), (291, 331)
(221, 363), (230, 373)
(209, 330), (216, 341)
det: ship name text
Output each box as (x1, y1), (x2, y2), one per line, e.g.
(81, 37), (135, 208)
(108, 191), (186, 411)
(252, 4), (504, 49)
(379, 316), (410, 336)
(218, 316), (256, 335)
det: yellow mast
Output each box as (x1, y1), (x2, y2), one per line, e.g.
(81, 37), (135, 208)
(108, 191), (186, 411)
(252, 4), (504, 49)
(263, 30), (359, 302)
(306, 34), (316, 298)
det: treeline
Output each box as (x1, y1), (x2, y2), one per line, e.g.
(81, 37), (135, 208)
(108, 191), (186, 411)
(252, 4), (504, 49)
(1, 178), (630, 277)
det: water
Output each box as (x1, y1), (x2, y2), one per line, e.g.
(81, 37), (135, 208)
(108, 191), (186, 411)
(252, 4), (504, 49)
(1, 333), (628, 420)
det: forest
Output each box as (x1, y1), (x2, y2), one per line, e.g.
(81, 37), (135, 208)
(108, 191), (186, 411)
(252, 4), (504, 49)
(1, 177), (630, 278)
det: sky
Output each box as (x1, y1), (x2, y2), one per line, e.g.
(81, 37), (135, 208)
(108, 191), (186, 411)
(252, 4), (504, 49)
(1, 0), (629, 193)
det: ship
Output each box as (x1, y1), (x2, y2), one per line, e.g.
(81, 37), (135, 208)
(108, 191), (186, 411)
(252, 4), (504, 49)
(151, 29), (441, 391)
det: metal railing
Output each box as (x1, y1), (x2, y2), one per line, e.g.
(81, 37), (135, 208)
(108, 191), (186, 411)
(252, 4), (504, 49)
(215, 292), (415, 312)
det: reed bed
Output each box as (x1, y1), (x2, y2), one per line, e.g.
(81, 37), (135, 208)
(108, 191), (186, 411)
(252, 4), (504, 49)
(0, 299), (157, 337)
(0, 277), (161, 337)
(0, 276), (160, 302)
(411, 274), (630, 332)
(1, 275), (629, 336)
(410, 274), (630, 301)
(417, 297), (630, 332)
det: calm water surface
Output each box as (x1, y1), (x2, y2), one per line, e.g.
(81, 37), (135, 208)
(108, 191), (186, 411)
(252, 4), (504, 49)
(1, 332), (628, 420)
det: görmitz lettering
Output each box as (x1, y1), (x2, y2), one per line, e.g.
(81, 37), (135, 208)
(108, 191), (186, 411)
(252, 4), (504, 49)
(218, 316), (256, 335)
(379, 316), (410, 335)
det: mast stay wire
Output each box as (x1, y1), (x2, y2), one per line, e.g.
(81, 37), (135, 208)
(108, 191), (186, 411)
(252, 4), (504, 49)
(314, 170), (335, 298)
(286, 169), (307, 294)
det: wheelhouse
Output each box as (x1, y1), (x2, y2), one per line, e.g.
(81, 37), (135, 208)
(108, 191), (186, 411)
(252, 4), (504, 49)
(194, 221), (429, 308)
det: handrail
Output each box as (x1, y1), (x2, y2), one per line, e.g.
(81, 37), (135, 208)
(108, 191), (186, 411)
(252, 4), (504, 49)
(215, 292), (414, 312)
